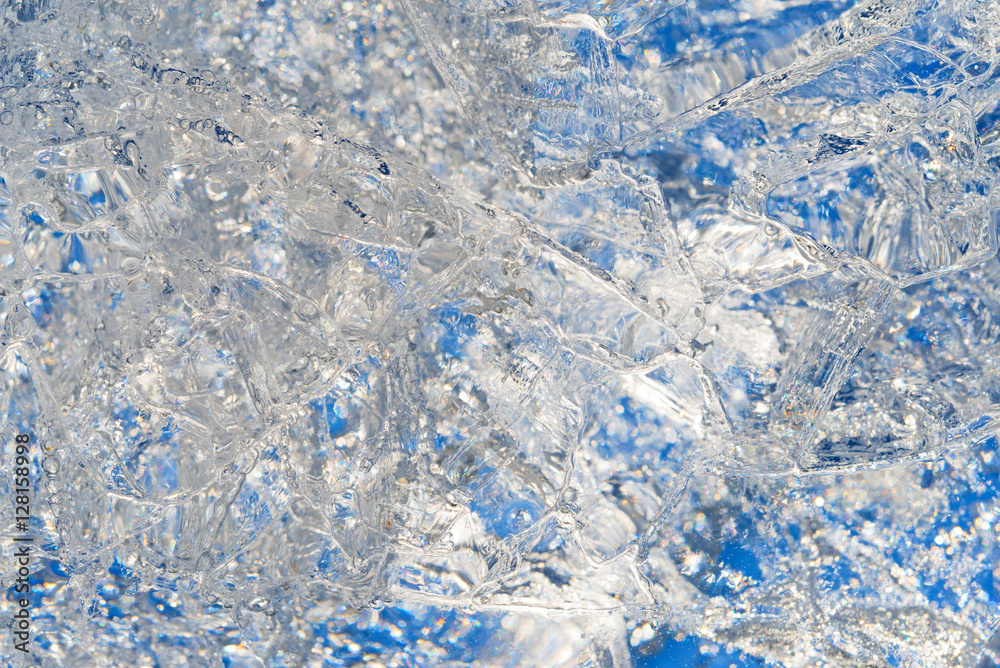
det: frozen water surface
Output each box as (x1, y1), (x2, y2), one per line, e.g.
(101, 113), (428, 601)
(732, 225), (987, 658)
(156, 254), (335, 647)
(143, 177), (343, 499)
(1, 0), (1000, 665)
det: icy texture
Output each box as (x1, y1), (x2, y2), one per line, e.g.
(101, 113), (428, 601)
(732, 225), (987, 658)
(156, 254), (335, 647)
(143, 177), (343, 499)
(1, 0), (1000, 666)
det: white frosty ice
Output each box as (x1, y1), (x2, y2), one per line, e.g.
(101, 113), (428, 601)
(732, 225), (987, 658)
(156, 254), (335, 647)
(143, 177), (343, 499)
(1, 0), (1000, 666)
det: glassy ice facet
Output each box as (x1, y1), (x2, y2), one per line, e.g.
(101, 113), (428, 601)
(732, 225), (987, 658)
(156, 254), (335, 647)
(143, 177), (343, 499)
(2, 0), (1000, 666)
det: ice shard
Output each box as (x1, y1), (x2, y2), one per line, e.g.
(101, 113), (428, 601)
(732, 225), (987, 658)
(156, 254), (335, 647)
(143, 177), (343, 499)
(2, 0), (1000, 666)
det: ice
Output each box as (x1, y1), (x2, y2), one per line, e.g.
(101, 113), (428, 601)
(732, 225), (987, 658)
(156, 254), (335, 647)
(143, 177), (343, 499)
(2, 0), (1000, 666)
(403, 0), (659, 182)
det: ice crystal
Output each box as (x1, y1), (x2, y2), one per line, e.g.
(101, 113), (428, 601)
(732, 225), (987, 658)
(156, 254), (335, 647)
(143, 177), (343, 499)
(2, 0), (1000, 666)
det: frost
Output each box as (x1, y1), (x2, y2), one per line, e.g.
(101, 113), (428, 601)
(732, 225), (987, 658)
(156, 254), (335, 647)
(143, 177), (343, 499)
(1, 0), (1000, 666)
